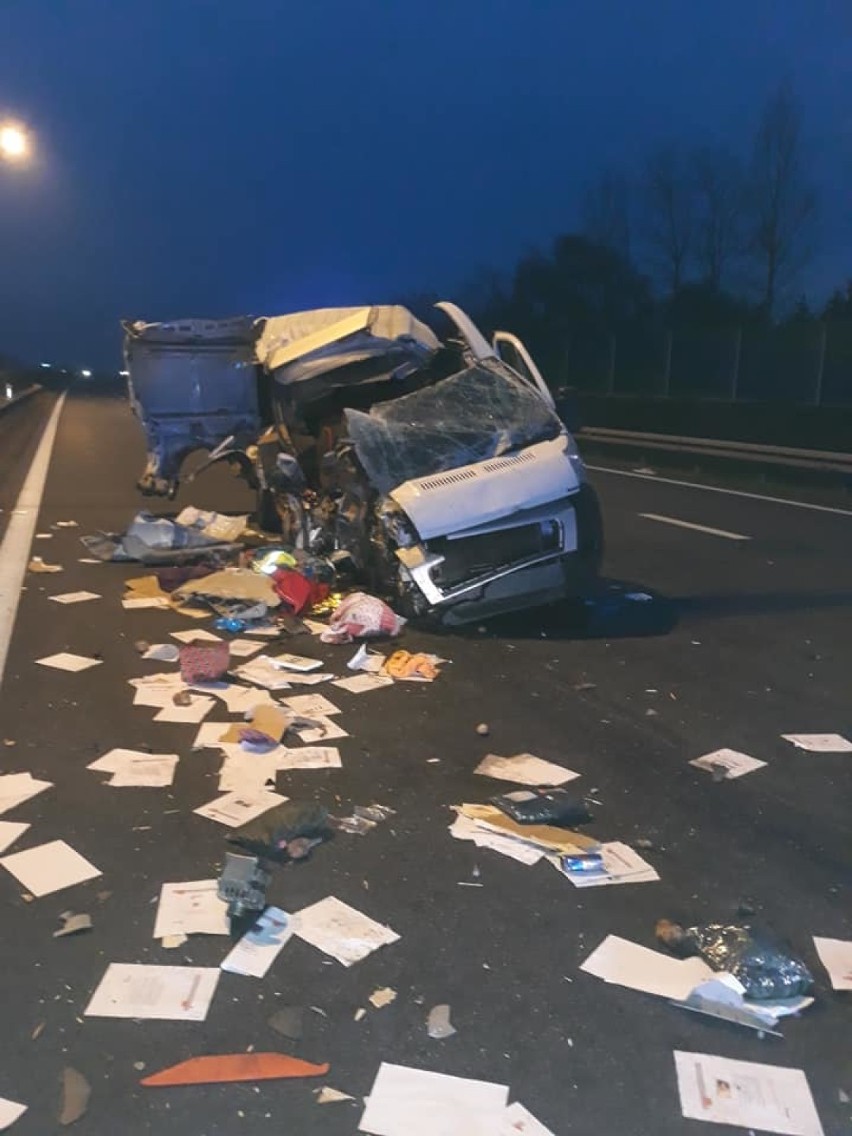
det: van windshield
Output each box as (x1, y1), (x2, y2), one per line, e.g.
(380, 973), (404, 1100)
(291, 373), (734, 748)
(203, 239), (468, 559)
(345, 360), (562, 494)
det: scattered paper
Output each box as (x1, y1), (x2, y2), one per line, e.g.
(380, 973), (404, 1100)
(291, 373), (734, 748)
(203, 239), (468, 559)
(36, 652), (102, 673)
(209, 685), (279, 715)
(282, 693), (341, 718)
(277, 746), (341, 771)
(232, 657), (293, 690)
(129, 672), (185, 707)
(153, 880), (229, 940)
(84, 963), (220, 1022)
(191, 722), (230, 750)
(0, 840), (101, 897)
(226, 638), (264, 658)
(295, 716), (349, 744)
(275, 671), (334, 686)
(0, 773), (52, 816)
(78, 558), (102, 564)
(0, 822), (29, 855)
(142, 643), (180, 662)
(499, 1103), (555, 1136)
(122, 596), (171, 610)
(426, 1003), (456, 1039)
(273, 652), (324, 673)
(217, 747), (279, 793)
(359, 1063), (509, 1136)
(54, 912), (93, 938)
(474, 753), (580, 786)
(293, 896), (399, 967)
(88, 748), (177, 773)
(170, 628), (222, 644)
(558, 841), (659, 887)
(243, 625), (281, 638)
(457, 804), (598, 856)
(194, 790), (287, 828)
(110, 756), (178, 788)
(673, 1051), (824, 1136)
(813, 937), (852, 990)
(48, 590), (101, 605)
(332, 673), (394, 694)
(782, 733), (852, 753)
(347, 643), (385, 672)
(690, 748), (767, 779)
(0, 1097), (26, 1130)
(302, 619), (328, 636)
(449, 813), (544, 866)
(221, 906), (293, 977)
(153, 695), (215, 724)
(580, 935), (713, 1000)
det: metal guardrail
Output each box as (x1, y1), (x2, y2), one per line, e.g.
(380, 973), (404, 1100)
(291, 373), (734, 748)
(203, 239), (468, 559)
(0, 383), (41, 413)
(579, 426), (852, 476)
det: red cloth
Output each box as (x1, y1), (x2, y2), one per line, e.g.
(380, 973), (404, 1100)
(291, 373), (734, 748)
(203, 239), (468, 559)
(271, 568), (329, 615)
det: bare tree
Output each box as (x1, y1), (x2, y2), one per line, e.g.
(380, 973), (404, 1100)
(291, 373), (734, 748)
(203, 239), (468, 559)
(746, 81), (816, 317)
(641, 145), (695, 294)
(692, 146), (743, 291)
(581, 169), (631, 261)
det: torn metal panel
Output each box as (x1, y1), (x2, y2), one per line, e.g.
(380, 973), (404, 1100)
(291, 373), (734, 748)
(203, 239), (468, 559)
(123, 316), (260, 496)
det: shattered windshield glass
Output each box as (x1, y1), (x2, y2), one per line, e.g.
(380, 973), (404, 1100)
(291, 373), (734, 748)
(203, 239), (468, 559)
(345, 360), (562, 493)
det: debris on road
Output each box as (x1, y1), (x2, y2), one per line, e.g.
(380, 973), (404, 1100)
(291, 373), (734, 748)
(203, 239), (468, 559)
(194, 789), (286, 829)
(383, 650), (444, 681)
(48, 590), (101, 605)
(359, 1063), (508, 1135)
(426, 1004), (456, 1039)
(369, 986), (397, 1009)
(58, 1067), (90, 1127)
(140, 1053), (329, 1086)
(689, 748), (768, 779)
(474, 753), (580, 786)
(221, 906), (293, 977)
(656, 919), (814, 1000)
(782, 733), (852, 753)
(332, 672), (394, 694)
(315, 1087), (354, 1104)
(812, 936), (852, 990)
(492, 787), (591, 827)
(0, 776), (52, 816)
(476, 722), (490, 736)
(673, 1051), (823, 1134)
(292, 896), (400, 967)
(152, 880), (229, 940)
(319, 592), (405, 644)
(178, 639), (230, 683)
(267, 1006), (303, 1040)
(556, 842), (658, 887)
(88, 749), (180, 788)
(27, 556), (62, 573)
(0, 822), (29, 855)
(84, 963), (220, 1021)
(35, 652), (102, 672)
(0, 840), (101, 897)
(53, 911), (93, 938)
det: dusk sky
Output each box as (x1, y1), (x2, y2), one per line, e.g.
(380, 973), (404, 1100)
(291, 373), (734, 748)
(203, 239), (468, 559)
(1, 1), (850, 369)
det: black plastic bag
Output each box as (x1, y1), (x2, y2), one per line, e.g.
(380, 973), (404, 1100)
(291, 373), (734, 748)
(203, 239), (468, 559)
(656, 919), (813, 1001)
(227, 802), (331, 864)
(491, 788), (592, 828)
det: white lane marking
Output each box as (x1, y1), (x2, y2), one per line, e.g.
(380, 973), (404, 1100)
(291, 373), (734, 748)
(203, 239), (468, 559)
(0, 394), (67, 687)
(586, 464), (852, 518)
(638, 512), (751, 541)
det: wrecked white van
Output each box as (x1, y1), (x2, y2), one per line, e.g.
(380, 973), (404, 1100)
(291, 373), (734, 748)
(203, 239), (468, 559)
(123, 302), (602, 624)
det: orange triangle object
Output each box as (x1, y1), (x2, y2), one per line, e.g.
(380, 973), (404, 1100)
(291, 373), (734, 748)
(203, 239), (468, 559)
(141, 1053), (329, 1087)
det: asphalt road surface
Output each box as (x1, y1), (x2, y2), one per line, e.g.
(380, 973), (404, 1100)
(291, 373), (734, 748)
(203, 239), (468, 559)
(0, 385), (850, 1135)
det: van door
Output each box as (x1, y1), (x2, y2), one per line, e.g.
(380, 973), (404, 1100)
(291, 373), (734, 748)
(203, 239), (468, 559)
(492, 331), (556, 409)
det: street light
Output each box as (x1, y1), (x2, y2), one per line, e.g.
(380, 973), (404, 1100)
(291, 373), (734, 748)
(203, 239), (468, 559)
(0, 121), (31, 163)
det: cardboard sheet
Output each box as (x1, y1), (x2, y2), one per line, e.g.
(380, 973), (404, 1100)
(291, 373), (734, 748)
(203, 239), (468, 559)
(458, 804), (598, 855)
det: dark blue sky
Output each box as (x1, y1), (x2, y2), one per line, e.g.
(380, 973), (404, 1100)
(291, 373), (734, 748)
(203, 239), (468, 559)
(1, 0), (849, 369)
